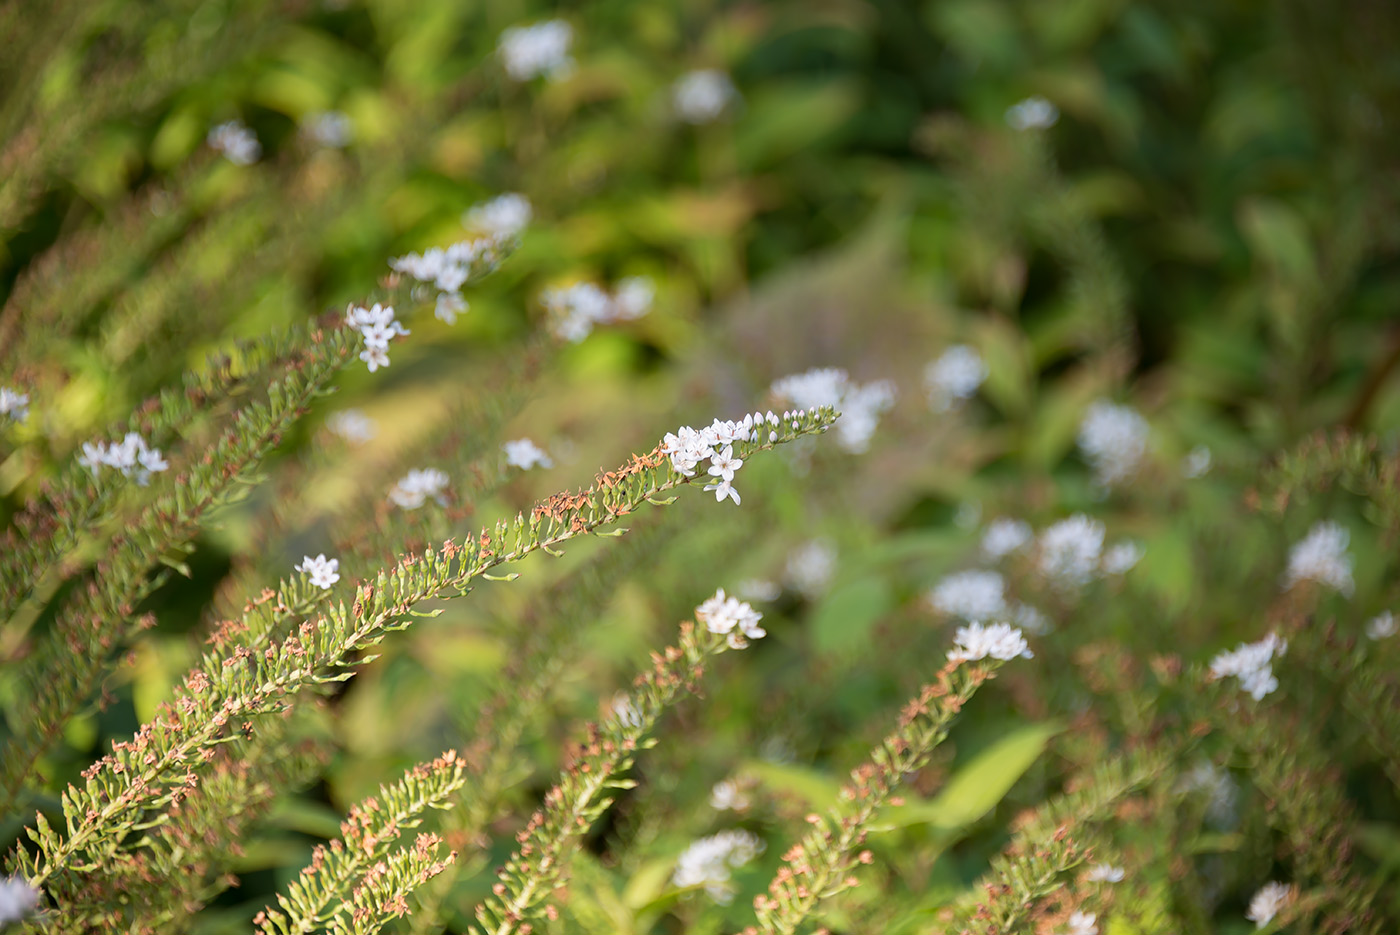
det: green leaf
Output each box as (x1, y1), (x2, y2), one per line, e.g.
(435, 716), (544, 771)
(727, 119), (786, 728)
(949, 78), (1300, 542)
(809, 575), (893, 657)
(742, 759), (843, 811)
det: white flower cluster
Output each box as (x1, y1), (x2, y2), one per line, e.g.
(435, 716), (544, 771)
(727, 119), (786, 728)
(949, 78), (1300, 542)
(1063, 910), (1098, 935)
(1037, 514), (1106, 587)
(672, 829), (764, 903)
(672, 69), (738, 124)
(207, 120), (261, 165)
(346, 303), (409, 373)
(1209, 632), (1287, 700)
(1182, 444), (1212, 478)
(982, 517), (1033, 560)
(771, 367), (895, 453)
(1101, 541), (1143, 575)
(77, 431), (170, 485)
(0, 875), (39, 926)
(295, 553), (341, 590)
(464, 193), (532, 239)
(1246, 881), (1293, 928)
(928, 569), (1050, 634)
(543, 277), (654, 342)
(924, 345), (987, 412)
(326, 409), (376, 445)
(661, 412), (782, 505)
(303, 110), (352, 148)
(498, 20), (574, 81)
(503, 438), (552, 470)
(1283, 520), (1354, 595)
(1367, 611), (1397, 640)
(696, 588), (766, 648)
(0, 387), (29, 422)
(1005, 95), (1059, 131)
(1084, 863), (1124, 883)
(947, 621), (1033, 663)
(1077, 401), (1149, 488)
(388, 467), (449, 510)
(390, 237), (502, 296)
(787, 540), (836, 598)
(710, 779), (751, 811)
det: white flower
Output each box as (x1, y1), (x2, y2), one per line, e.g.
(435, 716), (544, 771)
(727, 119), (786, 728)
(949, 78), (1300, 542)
(1283, 520), (1354, 596)
(503, 438), (553, 470)
(390, 239), (504, 296)
(708, 445), (743, 483)
(610, 693), (644, 728)
(771, 368), (894, 454)
(1063, 910), (1097, 935)
(1084, 863), (1124, 883)
(0, 387), (29, 422)
(498, 20), (574, 81)
(295, 554), (341, 589)
(74, 431), (169, 485)
(0, 875), (39, 925)
(1077, 401), (1149, 488)
(302, 110), (352, 148)
(388, 467), (450, 510)
(1012, 602), (1052, 635)
(435, 292), (467, 324)
(737, 578), (780, 602)
(1367, 611), (1397, 640)
(208, 120), (261, 164)
(1183, 445), (1212, 478)
(710, 779), (751, 811)
(1005, 96), (1059, 131)
(673, 69), (738, 123)
(326, 409), (376, 444)
(695, 589), (765, 646)
(464, 193), (532, 238)
(929, 570), (1007, 621)
(659, 413), (778, 506)
(982, 518), (1033, 560)
(612, 276), (655, 320)
(1037, 515), (1105, 588)
(672, 830), (764, 903)
(924, 345), (987, 412)
(1178, 762), (1238, 828)
(703, 479), (741, 506)
(1209, 632), (1287, 700)
(947, 622), (1033, 663)
(544, 278), (654, 342)
(360, 345), (390, 372)
(346, 303), (409, 372)
(1102, 541), (1143, 575)
(1246, 881), (1293, 928)
(786, 540), (835, 598)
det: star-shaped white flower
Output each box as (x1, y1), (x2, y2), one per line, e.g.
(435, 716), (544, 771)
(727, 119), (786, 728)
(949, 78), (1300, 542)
(360, 345), (390, 372)
(703, 479), (741, 505)
(708, 446), (743, 482)
(295, 553), (341, 589)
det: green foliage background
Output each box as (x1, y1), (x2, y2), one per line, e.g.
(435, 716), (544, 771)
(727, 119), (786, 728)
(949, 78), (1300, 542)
(3, 0), (1400, 932)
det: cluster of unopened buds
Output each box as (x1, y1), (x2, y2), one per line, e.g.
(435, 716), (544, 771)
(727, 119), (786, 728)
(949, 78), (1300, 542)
(346, 303), (408, 372)
(77, 431), (170, 485)
(695, 588), (766, 648)
(661, 411), (788, 506)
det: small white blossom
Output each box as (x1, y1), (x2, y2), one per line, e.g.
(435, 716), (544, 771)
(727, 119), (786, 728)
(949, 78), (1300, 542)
(786, 540), (835, 598)
(435, 292), (467, 325)
(610, 693), (644, 729)
(303, 110), (353, 148)
(1063, 911), (1097, 935)
(1366, 611), (1397, 640)
(390, 238), (505, 296)
(1084, 863), (1124, 883)
(544, 278), (654, 342)
(947, 622), (1033, 663)
(208, 120), (261, 165)
(0, 875), (39, 925)
(659, 413), (777, 506)
(1246, 881), (1293, 928)
(771, 368), (894, 454)
(498, 20), (574, 81)
(1178, 762), (1239, 828)
(0, 387), (29, 422)
(737, 579), (780, 602)
(708, 445), (743, 483)
(1283, 520), (1354, 596)
(503, 438), (553, 470)
(930, 570), (1007, 621)
(704, 479), (742, 506)
(1102, 541), (1143, 575)
(359, 345), (390, 372)
(672, 830), (764, 903)
(75, 431), (170, 485)
(1209, 632), (1287, 700)
(1183, 445), (1212, 478)
(464, 193), (532, 238)
(695, 588), (765, 647)
(388, 467), (450, 510)
(710, 779), (751, 811)
(295, 554), (341, 589)
(326, 409), (376, 444)
(1037, 515), (1105, 588)
(612, 276), (655, 320)
(982, 518), (1033, 560)
(924, 345), (987, 412)
(1012, 602), (1052, 635)
(673, 69), (738, 123)
(346, 303), (409, 372)
(1005, 96), (1059, 131)
(1077, 401), (1149, 488)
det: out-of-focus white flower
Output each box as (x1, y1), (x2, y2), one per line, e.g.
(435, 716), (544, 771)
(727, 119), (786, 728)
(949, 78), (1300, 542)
(544, 277), (655, 342)
(1183, 445), (1212, 478)
(610, 693), (644, 729)
(464, 193), (532, 238)
(76, 431), (170, 486)
(1178, 762), (1239, 829)
(771, 367), (895, 454)
(1037, 515), (1105, 588)
(924, 345), (987, 412)
(695, 588), (765, 647)
(1367, 611), (1397, 640)
(673, 69), (738, 123)
(1011, 602), (1052, 635)
(1063, 911), (1097, 935)
(1084, 863), (1124, 883)
(1102, 541), (1143, 575)
(1246, 881), (1293, 928)
(612, 276), (655, 320)
(390, 238), (507, 297)
(1209, 632), (1287, 700)
(982, 518), (1033, 560)
(498, 20), (574, 81)
(0, 387), (29, 422)
(208, 120), (261, 165)
(672, 830), (764, 903)
(388, 467), (450, 510)
(326, 409), (376, 444)
(929, 570), (1007, 621)
(503, 438), (553, 470)
(737, 579), (781, 602)
(302, 110), (352, 148)
(1077, 401), (1150, 488)
(435, 292), (467, 325)
(0, 875), (39, 925)
(360, 345), (390, 372)
(710, 779), (751, 811)
(295, 554), (341, 590)
(1005, 96), (1059, 131)
(1283, 521), (1354, 596)
(786, 540), (836, 598)
(947, 622), (1033, 663)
